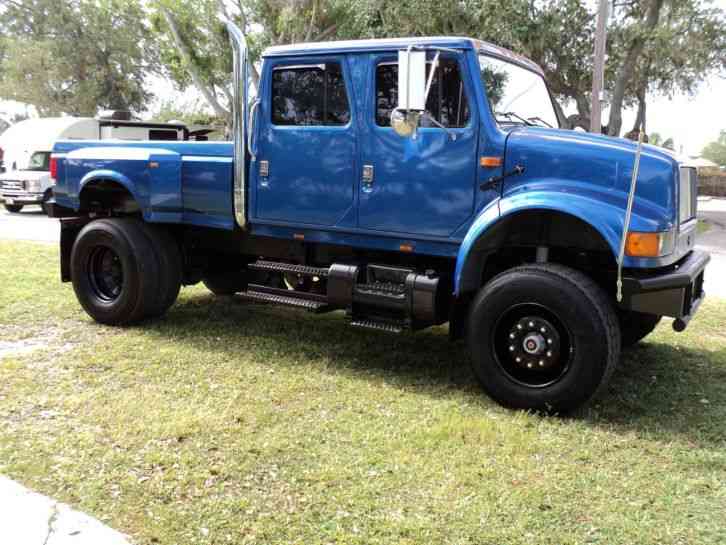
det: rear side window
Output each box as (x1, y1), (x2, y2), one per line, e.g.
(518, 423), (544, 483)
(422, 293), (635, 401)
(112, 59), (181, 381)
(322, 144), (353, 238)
(376, 58), (470, 128)
(149, 129), (179, 141)
(272, 62), (350, 126)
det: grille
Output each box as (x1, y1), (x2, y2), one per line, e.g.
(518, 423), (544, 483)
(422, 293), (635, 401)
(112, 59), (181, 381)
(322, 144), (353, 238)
(678, 166), (697, 223)
(0, 180), (25, 191)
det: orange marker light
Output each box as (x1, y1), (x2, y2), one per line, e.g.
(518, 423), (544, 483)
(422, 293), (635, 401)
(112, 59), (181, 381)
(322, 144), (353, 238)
(293, 233), (305, 241)
(625, 232), (662, 257)
(480, 156), (503, 168)
(399, 243), (414, 253)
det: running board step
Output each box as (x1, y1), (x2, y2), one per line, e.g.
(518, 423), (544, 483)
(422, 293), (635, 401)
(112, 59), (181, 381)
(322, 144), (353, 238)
(239, 288), (330, 313)
(350, 318), (406, 334)
(249, 260), (329, 277)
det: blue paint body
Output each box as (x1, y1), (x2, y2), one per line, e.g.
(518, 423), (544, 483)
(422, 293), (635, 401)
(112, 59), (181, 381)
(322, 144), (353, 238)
(52, 37), (690, 297)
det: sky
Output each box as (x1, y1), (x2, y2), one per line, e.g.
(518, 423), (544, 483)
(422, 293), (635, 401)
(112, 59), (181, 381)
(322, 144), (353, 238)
(1, 1), (725, 156)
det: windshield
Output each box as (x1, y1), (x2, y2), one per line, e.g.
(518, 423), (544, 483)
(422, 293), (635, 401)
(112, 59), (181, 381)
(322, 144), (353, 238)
(478, 54), (559, 129)
(23, 151), (51, 172)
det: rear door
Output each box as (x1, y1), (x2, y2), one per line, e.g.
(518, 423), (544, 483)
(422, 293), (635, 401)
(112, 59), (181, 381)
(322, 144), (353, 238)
(358, 54), (479, 237)
(252, 57), (357, 226)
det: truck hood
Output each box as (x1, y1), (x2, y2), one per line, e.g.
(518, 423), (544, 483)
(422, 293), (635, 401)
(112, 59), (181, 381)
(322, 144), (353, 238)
(502, 126), (678, 228)
(0, 169), (50, 182)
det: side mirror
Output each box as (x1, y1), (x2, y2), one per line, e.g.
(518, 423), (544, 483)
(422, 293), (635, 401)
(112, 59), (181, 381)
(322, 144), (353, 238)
(391, 49), (426, 138)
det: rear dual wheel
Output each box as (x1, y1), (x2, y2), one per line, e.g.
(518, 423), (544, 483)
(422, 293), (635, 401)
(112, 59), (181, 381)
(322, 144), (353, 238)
(70, 218), (181, 325)
(467, 264), (620, 413)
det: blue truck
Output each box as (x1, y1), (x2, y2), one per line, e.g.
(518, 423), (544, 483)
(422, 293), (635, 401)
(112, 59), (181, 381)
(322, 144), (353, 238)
(46, 23), (709, 412)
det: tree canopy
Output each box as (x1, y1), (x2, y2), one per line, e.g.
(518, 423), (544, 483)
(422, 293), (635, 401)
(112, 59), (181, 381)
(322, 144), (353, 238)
(702, 130), (726, 166)
(1, 0), (724, 136)
(0, 0), (157, 116)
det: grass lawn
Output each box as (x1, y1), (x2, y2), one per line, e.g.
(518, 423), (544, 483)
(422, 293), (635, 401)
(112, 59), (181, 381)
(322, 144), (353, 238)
(1, 240), (725, 545)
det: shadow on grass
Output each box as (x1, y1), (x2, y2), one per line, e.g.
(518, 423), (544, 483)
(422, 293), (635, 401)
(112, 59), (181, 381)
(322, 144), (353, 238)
(143, 292), (726, 447)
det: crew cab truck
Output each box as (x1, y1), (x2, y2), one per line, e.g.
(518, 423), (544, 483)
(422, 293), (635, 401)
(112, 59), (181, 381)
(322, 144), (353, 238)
(46, 23), (709, 412)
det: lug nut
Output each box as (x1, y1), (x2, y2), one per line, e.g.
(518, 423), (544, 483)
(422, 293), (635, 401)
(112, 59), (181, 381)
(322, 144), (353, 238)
(527, 362), (533, 368)
(547, 338), (553, 344)
(539, 359), (545, 366)
(546, 350), (552, 357)
(517, 324), (523, 330)
(540, 327), (546, 333)
(509, 333), (516, 339)
(515, 356), (521, 363)
(528, 321), (534, 327)
(509, 345), (515, 352)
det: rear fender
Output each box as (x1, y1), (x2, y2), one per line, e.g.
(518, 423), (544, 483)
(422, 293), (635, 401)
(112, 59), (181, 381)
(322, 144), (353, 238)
(69, 146), (181, 222)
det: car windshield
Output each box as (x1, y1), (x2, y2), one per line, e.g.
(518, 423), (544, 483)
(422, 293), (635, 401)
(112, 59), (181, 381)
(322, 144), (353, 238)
(23, 151), (51, 171)
(478, 54), (559, 129)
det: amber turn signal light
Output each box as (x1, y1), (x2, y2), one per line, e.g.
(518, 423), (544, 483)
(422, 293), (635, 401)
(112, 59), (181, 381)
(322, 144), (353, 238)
(625, 231), (664, 257)
(480, 156), (503, 168)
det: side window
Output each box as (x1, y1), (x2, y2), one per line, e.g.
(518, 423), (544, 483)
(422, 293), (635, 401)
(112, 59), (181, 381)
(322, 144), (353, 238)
(376, 58), (470, 128)
(271, 62), (350, 126)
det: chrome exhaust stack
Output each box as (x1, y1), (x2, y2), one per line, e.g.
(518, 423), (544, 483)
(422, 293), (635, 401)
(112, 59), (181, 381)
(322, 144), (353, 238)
(226, 21), (249, 229)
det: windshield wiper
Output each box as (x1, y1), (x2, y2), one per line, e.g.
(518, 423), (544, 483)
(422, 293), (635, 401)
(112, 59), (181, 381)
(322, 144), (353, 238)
(495, 111), (534, 126)
(526, 116), (553, 128)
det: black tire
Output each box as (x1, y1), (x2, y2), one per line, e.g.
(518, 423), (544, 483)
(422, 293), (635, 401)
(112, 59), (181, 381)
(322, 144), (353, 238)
(137, 223), (182, 317)
(70, 218), (159, 325)
(203, 271), (247, 296)
(41, 189), (53, 215)
(467, 264), (621, 413)
(4, 204), (23, 213)
(618, 310), (661, 347)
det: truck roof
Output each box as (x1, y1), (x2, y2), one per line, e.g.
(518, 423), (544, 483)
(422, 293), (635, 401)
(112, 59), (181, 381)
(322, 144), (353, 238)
(263, 36), (543, 75)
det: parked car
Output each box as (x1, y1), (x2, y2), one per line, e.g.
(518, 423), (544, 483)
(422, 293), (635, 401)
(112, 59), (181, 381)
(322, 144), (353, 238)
(0, 116), (186, 213)
(46, 27), (709, 413)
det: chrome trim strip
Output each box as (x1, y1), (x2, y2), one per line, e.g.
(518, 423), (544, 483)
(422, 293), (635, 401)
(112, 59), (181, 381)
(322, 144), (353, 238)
(226, 21), (249, 229)
(182, 156), (234, 163)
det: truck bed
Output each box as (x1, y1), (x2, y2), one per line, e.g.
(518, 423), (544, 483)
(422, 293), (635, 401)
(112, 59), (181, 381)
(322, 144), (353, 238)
(53, 140), (236, 230)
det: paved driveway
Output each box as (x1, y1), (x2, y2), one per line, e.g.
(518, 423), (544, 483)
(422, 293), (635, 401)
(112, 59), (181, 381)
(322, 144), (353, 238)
(0, 205), (59, 243)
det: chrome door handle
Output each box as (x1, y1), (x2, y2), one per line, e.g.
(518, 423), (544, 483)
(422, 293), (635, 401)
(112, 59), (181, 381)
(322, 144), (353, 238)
(248, 99), (260, 161)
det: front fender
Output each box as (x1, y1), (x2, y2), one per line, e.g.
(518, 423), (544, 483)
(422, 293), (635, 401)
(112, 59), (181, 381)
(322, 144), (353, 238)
(454, 185), (674, 295)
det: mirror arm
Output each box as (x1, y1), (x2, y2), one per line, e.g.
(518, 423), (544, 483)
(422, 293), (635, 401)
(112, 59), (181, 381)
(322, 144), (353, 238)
(423, 51), (440, 107)
(421, 112), (457, 141)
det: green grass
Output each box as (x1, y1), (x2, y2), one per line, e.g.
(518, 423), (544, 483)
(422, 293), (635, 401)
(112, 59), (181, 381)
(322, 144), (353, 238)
(697, 219), (712, 234)
(1, 240), (725, 545)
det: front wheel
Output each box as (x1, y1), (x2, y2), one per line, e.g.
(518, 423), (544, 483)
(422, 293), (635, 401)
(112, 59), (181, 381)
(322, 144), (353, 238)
(4, 204), (23, 213)
(467, 264), (620, 413)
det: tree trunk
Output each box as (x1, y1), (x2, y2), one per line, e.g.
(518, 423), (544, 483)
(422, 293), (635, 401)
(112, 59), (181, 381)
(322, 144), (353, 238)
(607, 0), (663, 136)
(161, 7), (231, 126)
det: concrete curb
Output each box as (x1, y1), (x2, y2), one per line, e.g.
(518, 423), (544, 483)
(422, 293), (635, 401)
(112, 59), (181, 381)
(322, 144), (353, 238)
(0, 476), (131, 545)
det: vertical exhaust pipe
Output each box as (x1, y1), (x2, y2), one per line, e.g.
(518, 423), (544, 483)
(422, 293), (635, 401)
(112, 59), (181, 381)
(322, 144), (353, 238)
(226, 21), (249, 228)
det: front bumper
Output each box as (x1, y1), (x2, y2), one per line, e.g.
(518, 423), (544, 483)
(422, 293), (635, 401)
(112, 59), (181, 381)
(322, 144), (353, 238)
(620, 250), (710, 331)
(1, 192), (43, 205)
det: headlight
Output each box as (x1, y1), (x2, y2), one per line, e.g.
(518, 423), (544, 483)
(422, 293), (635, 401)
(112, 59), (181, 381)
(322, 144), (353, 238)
(625, 230), (676, 257)
(26, 179), (41, 192)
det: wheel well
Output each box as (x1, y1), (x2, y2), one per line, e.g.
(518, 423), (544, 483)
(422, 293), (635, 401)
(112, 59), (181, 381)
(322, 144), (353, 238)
(459, 210), (617, 296)
(79, 179), (140, 215)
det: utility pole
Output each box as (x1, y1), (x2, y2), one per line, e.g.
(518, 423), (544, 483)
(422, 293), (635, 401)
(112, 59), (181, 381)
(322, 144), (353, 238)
(590, 0), (609, 133)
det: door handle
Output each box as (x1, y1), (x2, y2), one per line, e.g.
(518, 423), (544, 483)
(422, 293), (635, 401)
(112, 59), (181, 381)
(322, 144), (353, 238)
(362, 164), (374, 190)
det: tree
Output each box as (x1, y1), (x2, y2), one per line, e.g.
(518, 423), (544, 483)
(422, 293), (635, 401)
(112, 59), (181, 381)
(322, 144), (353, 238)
(0, 0), (158, 116)
(150, 0), (365, 129)
(702, 131), (726, 166)
(150, 0), (725, 136)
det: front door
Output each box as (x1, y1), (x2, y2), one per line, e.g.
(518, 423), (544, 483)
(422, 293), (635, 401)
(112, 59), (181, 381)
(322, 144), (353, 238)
(358, 54), (479, 238)
(253, 57), (357, 227)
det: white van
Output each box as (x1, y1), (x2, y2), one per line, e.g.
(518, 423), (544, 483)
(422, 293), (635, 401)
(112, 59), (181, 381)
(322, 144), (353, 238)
(0, 116), (186, 213)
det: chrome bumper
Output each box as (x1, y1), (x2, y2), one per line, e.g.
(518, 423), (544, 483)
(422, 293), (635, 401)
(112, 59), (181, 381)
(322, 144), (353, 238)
(1, 191), (43, 205)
